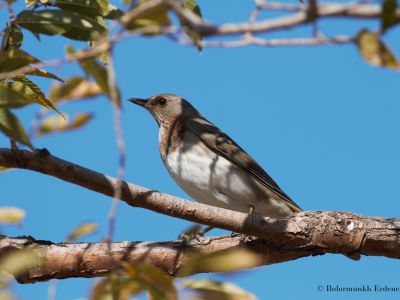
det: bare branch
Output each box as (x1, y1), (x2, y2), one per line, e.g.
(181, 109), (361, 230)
(0, 27), (174, 81)
(104, 53), (125, 244)
(172, 35), (355, 48)
(0, 235), (310, 283)
(0, 2), (396, 80)
(0, 148), (399, 264)
(168, 2), (399, 36)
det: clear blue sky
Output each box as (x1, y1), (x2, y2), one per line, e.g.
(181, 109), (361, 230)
(2, 1), (400, 299)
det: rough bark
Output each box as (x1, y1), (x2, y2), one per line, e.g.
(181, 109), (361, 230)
(0, 235), (311, 283)
(2, 204), (400, 284)
(0, 147), (400, 284)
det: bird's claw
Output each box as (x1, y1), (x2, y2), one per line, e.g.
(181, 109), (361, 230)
(178, 226), (214, 242)
(231, 232), (255, 242)
(178, 232), (205, 242)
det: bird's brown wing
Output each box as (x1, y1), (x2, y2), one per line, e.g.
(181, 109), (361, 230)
(185, 116), (302, 212)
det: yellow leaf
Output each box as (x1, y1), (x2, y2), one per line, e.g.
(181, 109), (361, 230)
(49, 76), (102, 102)
(182, 279), (257, 300)
(67, 222), (98, 241)
(37, 114), (69, 136)
(68, 113), (93, 129)
(37, 113), (93, 136)
(90, 274), (143, 300)
(26, 69), (63, 82)
(0, 207), (25, 225)
(357, 30), (399, 69)
(0, 108), (33, 148)
(123, 263), (178, 300)
(0, 249), (41, 279)
(177, 247), (262, 276)
(0, 166), (13, 173)
(0, 289), (15, 300)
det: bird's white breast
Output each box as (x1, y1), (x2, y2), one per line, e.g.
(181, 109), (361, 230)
(160, 130), (293, 216)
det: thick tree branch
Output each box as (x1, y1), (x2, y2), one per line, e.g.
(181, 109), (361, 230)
(0, 234), (316, 283)
(1, 148), (400, 265)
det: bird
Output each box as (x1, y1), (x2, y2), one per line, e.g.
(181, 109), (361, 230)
(129, 94), (302, 219)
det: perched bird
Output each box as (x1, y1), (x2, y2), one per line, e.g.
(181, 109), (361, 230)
(129, 94), (302, 218)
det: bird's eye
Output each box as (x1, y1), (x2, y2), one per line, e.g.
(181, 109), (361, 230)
(158, 98), (167, 105)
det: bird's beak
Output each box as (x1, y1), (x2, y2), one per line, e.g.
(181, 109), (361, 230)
(128, 98), (148, 108)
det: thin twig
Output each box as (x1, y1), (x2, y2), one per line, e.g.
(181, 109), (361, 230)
(28, 107), (48, 138)
(0, 1), (396, 80)
(0, 27), (176, 81)
(172, 34), (355, 48)
(257, 1), (303, 11)
(104, 52), (126, 245)
(6, 0), (15, 23)
(47, 280), (57, 300)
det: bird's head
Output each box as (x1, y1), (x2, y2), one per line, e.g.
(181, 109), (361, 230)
(129, 94), (199, 126)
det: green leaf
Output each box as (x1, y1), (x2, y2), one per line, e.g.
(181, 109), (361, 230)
(0, 49), (39, 73)
(54, 0), (123, 19)
(16, 9), (107, 41)
(0, 81), (37, 108)
(121, 0), (171, 31)
(0, 108), (32, 148)
(123, 263), (178, 300)
(49, 76), (102, 102)
(182, 0), (201, 15)
(182, 279), (257, 300)
(12, 76), (64, 115)
(0, 48), (62, 81)
(180, 0), (203, 52)
(177, 247), (262, 276)
(0, 207), (26, 225)
(68, 47), (121, 105)
(37, 112), (93, 136)
(66, 222), (98, 241)
(381, 0), (398, 31)
(3, 26), (24, 51)
(54, 0), (107, 17)
(356, 30), (399, 69)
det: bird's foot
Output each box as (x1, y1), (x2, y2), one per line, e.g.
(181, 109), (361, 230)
(179, 226), (214, 242)
(231, 232), (255, 243)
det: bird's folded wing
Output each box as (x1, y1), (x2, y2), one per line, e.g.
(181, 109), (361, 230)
(185, 116), (302, 212)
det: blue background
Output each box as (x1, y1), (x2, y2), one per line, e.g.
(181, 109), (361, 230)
(2, 0), (400, 299)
